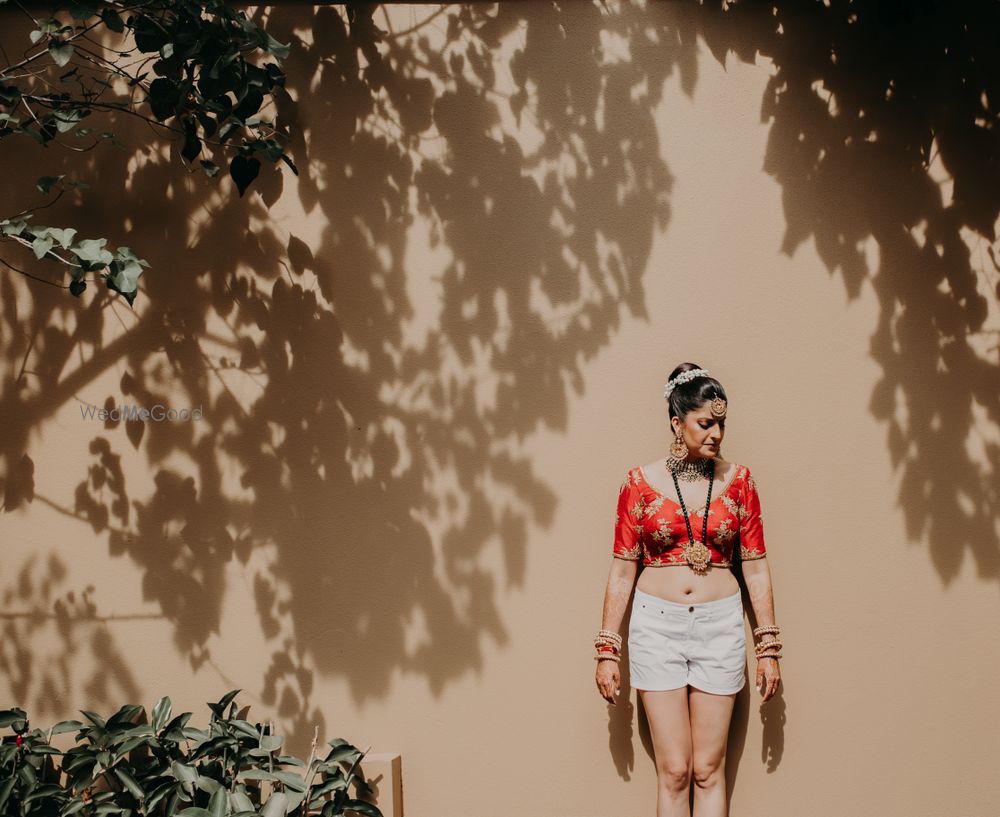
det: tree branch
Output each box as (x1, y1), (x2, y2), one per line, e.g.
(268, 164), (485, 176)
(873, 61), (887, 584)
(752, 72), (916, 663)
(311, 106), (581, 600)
(0, 254), (69, 288)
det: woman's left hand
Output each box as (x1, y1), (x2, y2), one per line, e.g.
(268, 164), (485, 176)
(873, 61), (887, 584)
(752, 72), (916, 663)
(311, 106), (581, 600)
(755, 657), (781, 701)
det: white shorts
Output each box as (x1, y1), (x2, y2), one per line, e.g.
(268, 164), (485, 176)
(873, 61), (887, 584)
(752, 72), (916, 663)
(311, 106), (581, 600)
(628, 587), (747, 695)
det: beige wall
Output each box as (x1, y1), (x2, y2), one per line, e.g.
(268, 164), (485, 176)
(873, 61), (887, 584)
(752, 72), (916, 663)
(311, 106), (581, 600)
(2, 3), (999, 816)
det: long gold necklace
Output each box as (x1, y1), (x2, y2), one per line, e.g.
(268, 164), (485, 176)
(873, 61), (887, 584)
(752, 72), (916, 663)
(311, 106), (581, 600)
(668, 463), (714, 574)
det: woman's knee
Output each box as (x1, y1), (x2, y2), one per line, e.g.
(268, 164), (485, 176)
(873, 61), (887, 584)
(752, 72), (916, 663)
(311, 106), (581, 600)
(655, 759), (692, 793)
(691, 754), (725, 788)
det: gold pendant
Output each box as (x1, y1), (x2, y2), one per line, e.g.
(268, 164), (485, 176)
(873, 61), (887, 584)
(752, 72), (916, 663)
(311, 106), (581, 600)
(710, 396), (727, 418)
(683, 540), (711, 574)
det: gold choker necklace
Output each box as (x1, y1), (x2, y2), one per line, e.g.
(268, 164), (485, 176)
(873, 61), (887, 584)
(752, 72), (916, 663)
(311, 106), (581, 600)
(665, 455), (714, 482)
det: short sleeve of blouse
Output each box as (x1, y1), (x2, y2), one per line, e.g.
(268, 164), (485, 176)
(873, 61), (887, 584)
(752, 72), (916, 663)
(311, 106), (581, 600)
(738, 468), (766, 560)
(611, 470), (643, 561)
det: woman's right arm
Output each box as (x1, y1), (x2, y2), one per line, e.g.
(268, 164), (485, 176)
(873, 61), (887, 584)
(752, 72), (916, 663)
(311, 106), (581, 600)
(595, 556), (639, 705)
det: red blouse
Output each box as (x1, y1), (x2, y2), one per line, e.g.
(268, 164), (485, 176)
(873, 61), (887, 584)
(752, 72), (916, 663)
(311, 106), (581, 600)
(611, 463), (766, 567)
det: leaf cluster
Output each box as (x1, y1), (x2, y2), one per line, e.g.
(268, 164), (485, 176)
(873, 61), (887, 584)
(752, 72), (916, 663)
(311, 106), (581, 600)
(0, 0), (296, 304)
(0, 691), (382, 817)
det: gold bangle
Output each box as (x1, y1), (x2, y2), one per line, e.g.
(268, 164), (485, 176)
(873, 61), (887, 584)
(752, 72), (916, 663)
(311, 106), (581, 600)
(755, 653), (782, 660)
(595, 653), (621, 663)
(753, 624), (780, 636)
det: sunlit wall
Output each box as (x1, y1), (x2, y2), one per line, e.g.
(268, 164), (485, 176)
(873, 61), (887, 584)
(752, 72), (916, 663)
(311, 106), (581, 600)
(2, 3), (999, 816)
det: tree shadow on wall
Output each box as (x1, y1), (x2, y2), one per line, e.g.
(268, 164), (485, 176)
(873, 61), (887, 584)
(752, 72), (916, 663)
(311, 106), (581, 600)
(0, 2), (687, 745)
(680, 0), (1000, 582)
(2, 0), (998, 753)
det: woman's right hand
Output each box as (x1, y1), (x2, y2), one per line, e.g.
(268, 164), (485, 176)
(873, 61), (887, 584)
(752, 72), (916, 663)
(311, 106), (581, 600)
(595, 659), (621, 705)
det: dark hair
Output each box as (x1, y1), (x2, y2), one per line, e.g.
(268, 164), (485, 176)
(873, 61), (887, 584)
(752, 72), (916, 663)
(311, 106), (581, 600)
(665, 362), (727, 421)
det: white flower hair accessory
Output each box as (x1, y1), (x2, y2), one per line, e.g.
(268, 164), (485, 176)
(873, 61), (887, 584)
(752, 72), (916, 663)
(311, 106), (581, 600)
(662, 367), (711, 399)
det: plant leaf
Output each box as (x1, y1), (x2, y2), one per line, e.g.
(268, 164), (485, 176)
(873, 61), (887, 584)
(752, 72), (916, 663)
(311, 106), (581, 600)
(113, 768), (144, 801)
(208, 787), (227, 817)
(151, 697), (171, 732)
(36, 175), (64, 193)
(260, 792), (287, 817)
(229, 154), (260, 197)
(49, 41), (74, 67)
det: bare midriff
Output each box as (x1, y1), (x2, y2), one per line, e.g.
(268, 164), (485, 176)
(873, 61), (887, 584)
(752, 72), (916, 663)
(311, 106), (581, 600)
(635, 563), (740, 604)
(634, 456), (741, 604)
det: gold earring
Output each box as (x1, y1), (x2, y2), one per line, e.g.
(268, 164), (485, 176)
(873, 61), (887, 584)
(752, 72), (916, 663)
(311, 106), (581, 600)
(670, 427), (688, 459)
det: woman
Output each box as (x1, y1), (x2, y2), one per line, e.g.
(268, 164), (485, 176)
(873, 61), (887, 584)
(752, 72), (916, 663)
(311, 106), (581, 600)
(594, 363), (782, 817)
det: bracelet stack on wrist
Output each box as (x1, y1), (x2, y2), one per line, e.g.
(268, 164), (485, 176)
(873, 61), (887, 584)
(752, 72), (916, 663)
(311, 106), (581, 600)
(752, 624), (783, 661)
(594, 629), (622, 663)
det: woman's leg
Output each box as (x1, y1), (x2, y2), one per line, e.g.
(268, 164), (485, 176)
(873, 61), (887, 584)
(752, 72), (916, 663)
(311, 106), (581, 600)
(688, 688), (736, 817)
(639, 688), (693, 817)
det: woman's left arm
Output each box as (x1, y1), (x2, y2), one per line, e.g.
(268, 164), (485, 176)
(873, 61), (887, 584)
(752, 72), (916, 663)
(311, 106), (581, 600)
(742, 557), (781, 702)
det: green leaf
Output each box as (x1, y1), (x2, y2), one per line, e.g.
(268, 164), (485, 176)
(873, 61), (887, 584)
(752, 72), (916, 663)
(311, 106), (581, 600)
(326, 744), (361, 764)
(260, 792), (287, 817)
(171, 761), (199, 785)
(227, 719), (260, 740)
(115, 734), (151, 756)
(79, 710), (106, 729)
(36, 174), (63, 193)
(49, 41), (74, 67)
(106, 703), (143, 729)
(73, 238), (113, 266)
(100, 8), (123, 32)
(208, 786), (227, 817)
(0, 776), (14, 811)
(181, 118), (201, 162)
(177, 810), (213, 817)
(239, 770), (277, 782)
(18, 763), (38, 786)
(144, 779), (175, 811)
(48, 228), (77, 247)
(265, 34), (290, 61)
(195, 775), (221, 794)
(161, 711), (192, 736)
(272, 771), (305, 792)
(0, 708), (28, 727)
(230, 791), (255, 812)
(53, 108), (84, 133)
(259, 734), (282, 752)
(32, 235), (54, 259)
(113, 767), (144, 800)
(208, 689), (241, 718)
(309, 777), (348, 801)
(69, 279), (87, 297)
(24, 784), (63, 804)
(229, 154), (260, 197)
(148, 77), (179, 121)
(151, 696), (172, 732)
(60, 797), (87, 816)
